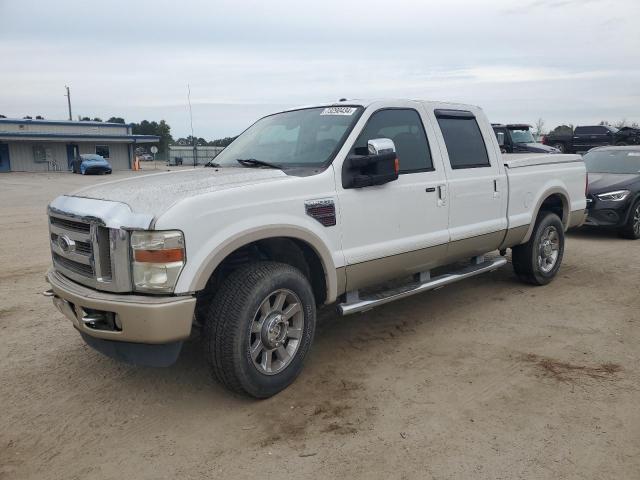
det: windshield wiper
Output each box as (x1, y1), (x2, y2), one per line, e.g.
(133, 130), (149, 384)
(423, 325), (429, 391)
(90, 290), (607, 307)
(236, 158), (282, 169)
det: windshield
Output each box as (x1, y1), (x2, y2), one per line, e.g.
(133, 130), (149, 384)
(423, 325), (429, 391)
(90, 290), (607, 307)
(584, 149), (640, 174)
(509, 128), (535, 143)
(214, 106), (363, 169)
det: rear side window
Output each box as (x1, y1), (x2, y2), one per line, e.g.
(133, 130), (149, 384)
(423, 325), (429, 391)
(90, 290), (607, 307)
(576, 126), (606, 135)
(352, 109), (433, 173)
(435, 110), (491, 169)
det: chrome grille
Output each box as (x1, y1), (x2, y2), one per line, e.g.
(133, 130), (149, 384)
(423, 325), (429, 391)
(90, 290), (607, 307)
(48, 210), (130, 292)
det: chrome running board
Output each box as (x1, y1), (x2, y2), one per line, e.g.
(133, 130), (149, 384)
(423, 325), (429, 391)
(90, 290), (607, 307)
(338, 256), (507, 316)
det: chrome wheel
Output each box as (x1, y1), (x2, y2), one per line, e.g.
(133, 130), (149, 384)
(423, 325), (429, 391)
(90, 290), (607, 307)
(538, 225), (560, 273)
(633, 205), (640, 236)
(249, 289), (304, 376)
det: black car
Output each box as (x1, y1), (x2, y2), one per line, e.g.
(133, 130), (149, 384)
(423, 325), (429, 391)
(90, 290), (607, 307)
(584, 146), (640, 239)
(492, 124), (559, 154)
(543, 125), (640, 153)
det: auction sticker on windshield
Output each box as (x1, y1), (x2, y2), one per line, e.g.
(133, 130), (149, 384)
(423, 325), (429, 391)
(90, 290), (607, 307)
(321, 107), (357, 116)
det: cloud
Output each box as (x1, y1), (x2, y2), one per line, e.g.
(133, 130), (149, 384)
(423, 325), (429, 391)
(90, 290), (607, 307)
(1, 0), (639, 137)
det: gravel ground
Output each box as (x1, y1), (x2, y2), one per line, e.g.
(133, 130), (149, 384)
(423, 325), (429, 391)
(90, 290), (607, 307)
(1, 170), (638, 480)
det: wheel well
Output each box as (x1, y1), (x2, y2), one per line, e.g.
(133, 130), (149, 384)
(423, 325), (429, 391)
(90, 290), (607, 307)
(196, 237), (328, 310)
(538, 193), (567, 226)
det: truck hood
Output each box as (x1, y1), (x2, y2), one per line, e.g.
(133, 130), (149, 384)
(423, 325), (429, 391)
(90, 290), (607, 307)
(517, 142), (560, 153)
(70, 167), (291, 218)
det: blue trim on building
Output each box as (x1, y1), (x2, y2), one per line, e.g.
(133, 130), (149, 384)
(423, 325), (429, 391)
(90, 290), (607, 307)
(0, 118), (133, 128)
(0, 132), (160, 142)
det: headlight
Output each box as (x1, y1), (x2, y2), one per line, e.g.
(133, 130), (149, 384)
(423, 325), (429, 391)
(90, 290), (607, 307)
(596, 190), (630, 201)
(130, 230), (185, 293)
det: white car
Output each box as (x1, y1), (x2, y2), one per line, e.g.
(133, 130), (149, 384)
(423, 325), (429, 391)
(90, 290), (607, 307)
(45, 99), (587, 397)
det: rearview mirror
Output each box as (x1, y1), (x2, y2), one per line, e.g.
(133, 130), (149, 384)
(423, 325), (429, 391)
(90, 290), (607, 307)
(342, 138), (399, 189)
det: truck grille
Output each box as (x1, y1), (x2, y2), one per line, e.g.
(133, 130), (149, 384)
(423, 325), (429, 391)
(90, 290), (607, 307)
(48, 210), (125, 291)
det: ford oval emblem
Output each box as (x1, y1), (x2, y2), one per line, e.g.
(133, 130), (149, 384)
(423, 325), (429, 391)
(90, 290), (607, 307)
(58, 234), (76, 253)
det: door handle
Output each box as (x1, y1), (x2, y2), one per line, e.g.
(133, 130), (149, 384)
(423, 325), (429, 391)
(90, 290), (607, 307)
(437, 185), (447, 207)
(425, 187), (436, 193)
(493, 179), (500, 198)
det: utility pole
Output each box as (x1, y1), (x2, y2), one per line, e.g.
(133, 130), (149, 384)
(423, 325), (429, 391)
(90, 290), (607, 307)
(187, 84), (197, 167)
(64, 86), (72, 121)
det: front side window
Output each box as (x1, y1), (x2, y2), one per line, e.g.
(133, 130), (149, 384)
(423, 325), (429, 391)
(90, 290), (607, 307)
(352, 109), (433, 173)
(96, 145), (110, 158)
(214, 106), (363, 169)
(436, 110), (491, 169)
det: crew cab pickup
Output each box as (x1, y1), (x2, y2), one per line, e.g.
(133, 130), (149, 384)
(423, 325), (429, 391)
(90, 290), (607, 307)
(492, 123), (559, 154)
(45, 99), (587, 398)
(542, 125), (640, 153)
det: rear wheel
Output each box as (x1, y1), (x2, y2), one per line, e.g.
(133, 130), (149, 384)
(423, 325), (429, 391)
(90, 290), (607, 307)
(552, 142), (565, 153)
(512, 212), (565, 285)
(203, 261), (316, 398)
(619, 200), (640, 239)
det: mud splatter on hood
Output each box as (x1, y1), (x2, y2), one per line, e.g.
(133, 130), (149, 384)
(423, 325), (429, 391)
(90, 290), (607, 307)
(70, 167), (291, 218)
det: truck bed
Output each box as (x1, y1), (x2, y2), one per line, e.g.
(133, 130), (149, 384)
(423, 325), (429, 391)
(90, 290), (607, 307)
(503, 153), (583, 169)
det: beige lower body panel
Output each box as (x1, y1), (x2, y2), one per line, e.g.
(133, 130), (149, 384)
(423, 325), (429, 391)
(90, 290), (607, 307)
(568, 208), (587, 228)
(499, 224), (530, 249)
(47, 269), (196, 343)
(344, 230), (506, 292)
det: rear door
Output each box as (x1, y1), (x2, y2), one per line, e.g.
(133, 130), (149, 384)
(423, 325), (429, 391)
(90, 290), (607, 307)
(430, 108), (507, 259)
(574, 126), (612, 152)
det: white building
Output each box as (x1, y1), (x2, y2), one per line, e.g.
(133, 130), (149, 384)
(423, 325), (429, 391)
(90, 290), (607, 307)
(0, 118), (159, 172)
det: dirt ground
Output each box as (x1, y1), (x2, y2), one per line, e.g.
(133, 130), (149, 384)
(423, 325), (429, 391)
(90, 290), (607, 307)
(1, 170), (639, 480)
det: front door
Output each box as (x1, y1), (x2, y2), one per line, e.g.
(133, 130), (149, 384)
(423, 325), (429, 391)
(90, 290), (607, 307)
(337, 107), (450, 291)
(66, 144), (79, 170)
(0, 144), (10, 172)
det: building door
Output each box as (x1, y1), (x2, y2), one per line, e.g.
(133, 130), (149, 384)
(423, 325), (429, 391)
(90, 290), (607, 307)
(0, 144), (10, 172)
(66, 144), (79, 171)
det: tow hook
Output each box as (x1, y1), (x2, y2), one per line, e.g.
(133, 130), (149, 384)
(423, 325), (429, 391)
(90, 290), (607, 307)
(42, 289), (55, 297)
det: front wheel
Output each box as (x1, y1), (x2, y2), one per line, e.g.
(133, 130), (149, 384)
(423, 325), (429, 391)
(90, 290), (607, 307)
(512, 212), (565, 285)
(619, 200), (640, 239)
(203, 261), (316, 398)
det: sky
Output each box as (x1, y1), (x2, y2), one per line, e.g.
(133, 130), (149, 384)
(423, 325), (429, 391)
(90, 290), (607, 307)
(1, 0), (639, 139)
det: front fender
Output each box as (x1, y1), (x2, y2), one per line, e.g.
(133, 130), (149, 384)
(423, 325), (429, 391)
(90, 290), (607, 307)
(175, 219), (340, 304)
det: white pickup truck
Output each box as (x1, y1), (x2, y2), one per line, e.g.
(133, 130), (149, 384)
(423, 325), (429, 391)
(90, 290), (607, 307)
(46, 99), (587, 397)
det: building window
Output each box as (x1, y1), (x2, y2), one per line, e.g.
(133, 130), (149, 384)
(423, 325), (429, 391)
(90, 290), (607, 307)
(33, 145), (56, 167)
(96, 145), (110, 158)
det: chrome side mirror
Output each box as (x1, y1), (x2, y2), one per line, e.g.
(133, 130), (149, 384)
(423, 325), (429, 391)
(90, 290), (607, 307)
(367, 138), (396, 155)
(496, 131), (505, 146)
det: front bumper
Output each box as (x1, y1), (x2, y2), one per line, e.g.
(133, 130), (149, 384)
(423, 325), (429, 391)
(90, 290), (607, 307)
(46, 268), (196, 344)
(584, 197), (630, 227)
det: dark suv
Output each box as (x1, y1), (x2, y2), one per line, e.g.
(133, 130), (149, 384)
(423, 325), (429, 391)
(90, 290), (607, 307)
(584, 146), (640, 239)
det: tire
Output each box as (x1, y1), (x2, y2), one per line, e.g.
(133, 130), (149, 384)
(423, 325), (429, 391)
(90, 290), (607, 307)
(512, 212), (565, 285)
(203, 261), (316, 398)
(619, 200), (640, 239)
(552, 142), (565, 153)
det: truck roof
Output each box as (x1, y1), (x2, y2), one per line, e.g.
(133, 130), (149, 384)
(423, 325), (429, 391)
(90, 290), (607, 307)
(491, 123), (532, 129)
(284, 99), (483, 113)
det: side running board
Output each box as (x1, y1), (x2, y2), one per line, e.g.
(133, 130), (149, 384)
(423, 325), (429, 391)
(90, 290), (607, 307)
(338, 256), (507, 316)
